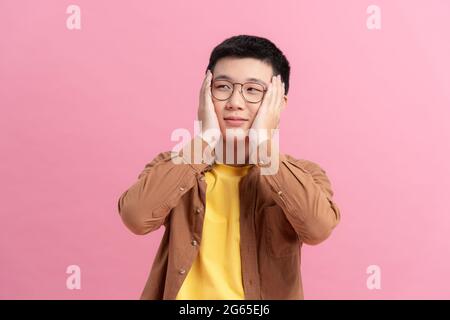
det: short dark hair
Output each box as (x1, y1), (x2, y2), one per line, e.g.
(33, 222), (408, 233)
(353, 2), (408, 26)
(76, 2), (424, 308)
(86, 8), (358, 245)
(206, 35), (291, 94)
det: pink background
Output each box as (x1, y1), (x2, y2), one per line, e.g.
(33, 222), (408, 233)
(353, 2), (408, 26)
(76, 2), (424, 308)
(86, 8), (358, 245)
(1, 0), (449, 299)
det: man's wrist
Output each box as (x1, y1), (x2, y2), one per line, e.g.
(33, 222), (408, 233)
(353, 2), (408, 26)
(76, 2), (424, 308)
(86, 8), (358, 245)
(252, 138), (273, 167)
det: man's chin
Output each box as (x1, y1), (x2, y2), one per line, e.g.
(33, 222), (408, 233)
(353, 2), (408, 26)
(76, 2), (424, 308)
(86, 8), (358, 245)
(222, 127), (249, 141)
(222, 136), (249, 142)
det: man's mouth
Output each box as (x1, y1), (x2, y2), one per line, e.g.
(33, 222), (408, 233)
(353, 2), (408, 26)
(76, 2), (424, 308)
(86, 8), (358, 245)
(224, 116), (248, 127)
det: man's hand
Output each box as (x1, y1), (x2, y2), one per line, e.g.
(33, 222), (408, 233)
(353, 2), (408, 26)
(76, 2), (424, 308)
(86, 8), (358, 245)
(249, 74), (285, 166)
(179, 70), (220, 164)
(197, 69), (221, 148)
(250, 74), (285, 135)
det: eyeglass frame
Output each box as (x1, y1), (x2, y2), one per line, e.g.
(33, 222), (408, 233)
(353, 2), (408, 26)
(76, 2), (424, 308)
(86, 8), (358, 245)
(210, 78), (268, 104)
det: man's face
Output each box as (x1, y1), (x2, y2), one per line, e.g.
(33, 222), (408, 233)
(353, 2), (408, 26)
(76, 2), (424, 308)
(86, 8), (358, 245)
(211, 57), (286, 139)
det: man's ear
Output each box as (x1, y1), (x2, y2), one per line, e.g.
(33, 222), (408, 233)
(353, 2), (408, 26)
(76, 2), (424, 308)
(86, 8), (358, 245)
(281, 95), (288, 111)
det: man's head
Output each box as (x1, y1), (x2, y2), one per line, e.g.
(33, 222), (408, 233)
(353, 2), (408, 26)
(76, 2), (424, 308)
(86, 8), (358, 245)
(206, 35), (290, 137)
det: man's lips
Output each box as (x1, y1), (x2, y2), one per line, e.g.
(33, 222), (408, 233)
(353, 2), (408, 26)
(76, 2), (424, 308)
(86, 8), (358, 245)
(224, 116), (248, 121)
(223, 117), (248, 127)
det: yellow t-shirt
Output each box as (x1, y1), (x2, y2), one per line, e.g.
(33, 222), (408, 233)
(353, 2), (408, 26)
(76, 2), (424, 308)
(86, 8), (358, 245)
(175, 162), (252, 300)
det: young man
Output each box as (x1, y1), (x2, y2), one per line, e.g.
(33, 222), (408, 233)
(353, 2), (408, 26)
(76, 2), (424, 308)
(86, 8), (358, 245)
(117, 35), (341, 300)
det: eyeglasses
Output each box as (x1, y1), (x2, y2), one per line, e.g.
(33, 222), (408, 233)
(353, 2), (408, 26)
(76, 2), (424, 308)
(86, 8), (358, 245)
(211, 79), (267, 104)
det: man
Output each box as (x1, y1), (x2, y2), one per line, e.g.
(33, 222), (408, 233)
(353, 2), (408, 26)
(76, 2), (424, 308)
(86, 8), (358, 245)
(117, 35), (341, 299)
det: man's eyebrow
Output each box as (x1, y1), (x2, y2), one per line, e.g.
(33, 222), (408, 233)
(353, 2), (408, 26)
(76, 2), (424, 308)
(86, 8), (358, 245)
(214, 74), (268, 88)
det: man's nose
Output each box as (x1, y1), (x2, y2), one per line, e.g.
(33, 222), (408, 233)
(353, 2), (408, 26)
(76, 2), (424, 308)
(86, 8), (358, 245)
(225, 84), (245, 110)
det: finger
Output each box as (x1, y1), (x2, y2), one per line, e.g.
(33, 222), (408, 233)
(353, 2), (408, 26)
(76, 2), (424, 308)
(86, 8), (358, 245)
(275, 75), (283, 110)
(205, 70), (212, 95)
(201, 70), (211, 92)
(271, 76), (282, 130)
(206, 73), (216, 107)
(280, 81), (285, 111)
(278, 75), (284, 109)
(260, 76), (274, 111)
(201, 70), (213, 101)
(265, 76), (276, 109)
(270, 75), (279, 111)
(205, 70), (212, 88)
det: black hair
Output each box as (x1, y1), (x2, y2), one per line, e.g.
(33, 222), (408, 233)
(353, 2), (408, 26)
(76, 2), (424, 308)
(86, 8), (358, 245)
(206, 34), (291, 94)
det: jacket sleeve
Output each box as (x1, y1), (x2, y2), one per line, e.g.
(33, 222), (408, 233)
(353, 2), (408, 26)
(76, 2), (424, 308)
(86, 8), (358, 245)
(117, 150), (207, 235)
(260, 154), (341, 245)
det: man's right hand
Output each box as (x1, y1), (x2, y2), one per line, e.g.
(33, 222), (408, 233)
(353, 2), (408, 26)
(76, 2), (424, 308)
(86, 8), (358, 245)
(179, 70), (220, 164)
(197, 69), (221, 148)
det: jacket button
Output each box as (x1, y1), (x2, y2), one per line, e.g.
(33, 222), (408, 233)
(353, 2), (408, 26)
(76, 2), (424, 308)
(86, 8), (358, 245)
(179, 186), (185, 192)
(178, 268), (186, 275)
(278, 190), (283, 196)
(191, 240), (198, 246)
(195, 207), (203, 214)
(199, 176), (205, 181)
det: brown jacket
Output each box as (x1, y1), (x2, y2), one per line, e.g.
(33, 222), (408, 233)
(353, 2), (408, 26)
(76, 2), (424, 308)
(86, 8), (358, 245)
(117, 146), (341, 300)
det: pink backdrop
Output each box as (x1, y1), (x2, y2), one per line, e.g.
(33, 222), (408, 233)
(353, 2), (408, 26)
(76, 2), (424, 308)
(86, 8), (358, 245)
(1, 0), (449, 299)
